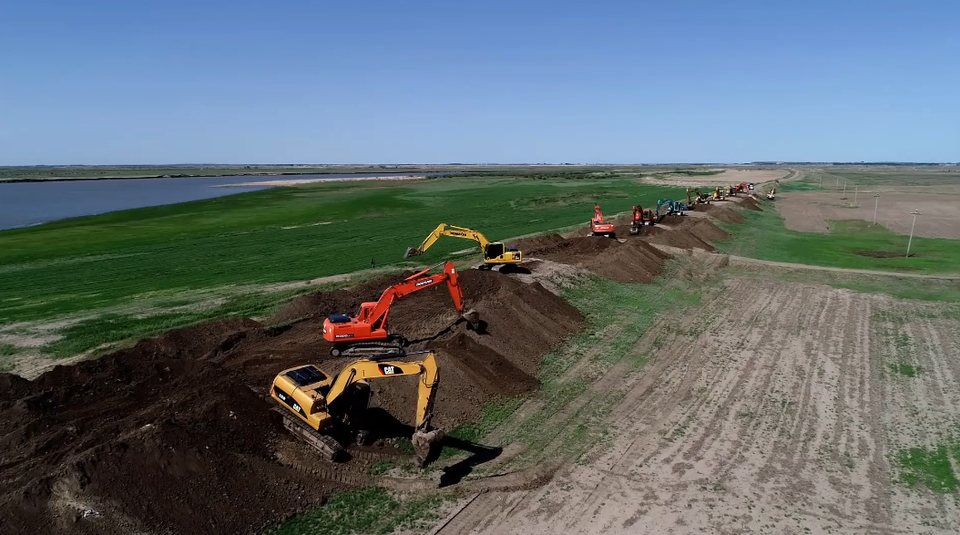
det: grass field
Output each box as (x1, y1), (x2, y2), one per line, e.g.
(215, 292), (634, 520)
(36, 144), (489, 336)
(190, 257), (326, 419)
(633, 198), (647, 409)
(716, 203), (960, 274)
(0, 174), (684, 363)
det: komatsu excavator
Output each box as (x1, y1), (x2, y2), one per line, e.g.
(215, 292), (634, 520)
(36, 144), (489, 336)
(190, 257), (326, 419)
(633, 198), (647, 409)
(323, 261), (478, 357)
(686, 188), (711, 207)
(404, 224), (521, 270)
(271, 351), (442, 465)
(590, 204), (617, 237)
(629, 205), (655, 235)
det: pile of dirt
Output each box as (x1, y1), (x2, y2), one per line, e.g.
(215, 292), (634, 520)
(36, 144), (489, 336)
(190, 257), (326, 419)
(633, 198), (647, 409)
(0, 271), (583, 535)
(701, 203), (746, 223)
(643, 228), (715, 251)
(737, 197), (763, 211)
(511, 234), (671, 283)
(0, 320), (326, 535)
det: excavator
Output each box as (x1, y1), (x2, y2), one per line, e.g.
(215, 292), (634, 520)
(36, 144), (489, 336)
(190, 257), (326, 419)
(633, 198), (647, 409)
(712, 187), (727, 201)
(323, 261), (478, 357)
(590, 204), (617, 237)
(271, 350), (442, 465)
(404, 224), (522, 271)
(657, 198), (689, 215)
(766, 187), (776, 200)
(629, 205), (655, 235)
(686, 188), (711, 207)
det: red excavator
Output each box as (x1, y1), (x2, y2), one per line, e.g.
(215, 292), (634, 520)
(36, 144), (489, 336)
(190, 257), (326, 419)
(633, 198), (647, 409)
(629, 205), (655, 235)
(322, 262), (479, 357)
(589, 204), (617, 238)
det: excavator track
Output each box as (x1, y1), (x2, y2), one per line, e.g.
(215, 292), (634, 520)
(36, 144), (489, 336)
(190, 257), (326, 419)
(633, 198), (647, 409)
(334, 339), (405, 358)
(277, 410), (344, 462)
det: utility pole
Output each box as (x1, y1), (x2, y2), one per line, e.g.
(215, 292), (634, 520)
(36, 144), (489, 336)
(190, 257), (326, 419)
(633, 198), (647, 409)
(841, 180), (847, 200)
(873, 193), (880, 225)
(818, 173), (823, 188)
(853, 184), (858, 207)
(906, 209), (920, 258)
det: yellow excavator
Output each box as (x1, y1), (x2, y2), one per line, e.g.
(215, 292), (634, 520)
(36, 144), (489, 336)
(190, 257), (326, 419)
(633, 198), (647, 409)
(766, 187), (776, 200)
(271, 351), (442, 465)
(712, 187), (727, 201)
(405, 224), (522, 270)
(686, 188), (711, 207)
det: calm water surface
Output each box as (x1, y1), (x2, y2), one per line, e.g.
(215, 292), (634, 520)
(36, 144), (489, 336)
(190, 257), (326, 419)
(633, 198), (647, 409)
(0, 173), (433, 230)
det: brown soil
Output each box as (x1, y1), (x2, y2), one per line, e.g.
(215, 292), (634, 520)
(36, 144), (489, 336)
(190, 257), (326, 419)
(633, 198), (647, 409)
(0, 272), (582, 535)
(857, 250), (913, 258)
(700, 203), (746, 223)
(737, 196), (763, 211)
(511, 234), (671, 283)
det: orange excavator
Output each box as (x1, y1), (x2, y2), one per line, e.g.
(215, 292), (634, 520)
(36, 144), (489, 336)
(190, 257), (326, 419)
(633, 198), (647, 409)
(590, 204), (617, 238)
(629, 205), (655, 235)
(322, 262), (479, 357)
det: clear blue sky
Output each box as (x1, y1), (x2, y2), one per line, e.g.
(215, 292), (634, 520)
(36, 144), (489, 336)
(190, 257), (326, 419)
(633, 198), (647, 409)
(1, 0), (957, 164)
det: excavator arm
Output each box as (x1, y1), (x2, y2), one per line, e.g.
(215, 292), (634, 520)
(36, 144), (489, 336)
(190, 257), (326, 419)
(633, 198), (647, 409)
(405, 224), (490, 258)
(361, 262), (465, 329)
(326, 352), (443, 463)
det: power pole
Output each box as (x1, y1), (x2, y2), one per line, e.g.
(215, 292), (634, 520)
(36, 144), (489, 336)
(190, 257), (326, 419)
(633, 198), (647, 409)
(853, 184), (858, 207)
(873, 193), (880, 225)
(841, 180), (847, 200)
(906, 209), (921, 258)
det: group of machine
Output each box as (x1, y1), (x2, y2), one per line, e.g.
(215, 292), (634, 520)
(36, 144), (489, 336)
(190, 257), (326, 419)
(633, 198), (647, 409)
(271, 185), (772, 465)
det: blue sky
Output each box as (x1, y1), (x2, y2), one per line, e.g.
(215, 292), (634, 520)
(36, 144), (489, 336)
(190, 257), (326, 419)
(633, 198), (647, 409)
(1, 1), (957, 164)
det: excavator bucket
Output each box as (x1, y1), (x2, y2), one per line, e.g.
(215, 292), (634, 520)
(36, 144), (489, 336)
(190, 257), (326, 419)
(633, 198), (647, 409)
(412, 429), (445, 467)
(404, 247), (422, 258)
(461, 308), (481, 329)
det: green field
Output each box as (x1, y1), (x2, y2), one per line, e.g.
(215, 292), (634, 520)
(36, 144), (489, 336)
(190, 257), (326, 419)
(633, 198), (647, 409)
(716, 204), (960, 274)
(0, 174), (684, 363)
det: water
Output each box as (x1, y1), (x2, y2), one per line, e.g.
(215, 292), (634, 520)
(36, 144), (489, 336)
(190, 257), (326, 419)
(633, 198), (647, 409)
(0, 173), (434, 230)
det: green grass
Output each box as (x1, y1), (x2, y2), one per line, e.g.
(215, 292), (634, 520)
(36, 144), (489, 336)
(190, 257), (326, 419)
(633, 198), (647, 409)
(889, 363), (924, 377)
(0, 344), (16, 373)
(896, 445), (960, 493)
(0, 176), (683, 326)
(716, 206), (960, 275)
(265, 486), (454, 535)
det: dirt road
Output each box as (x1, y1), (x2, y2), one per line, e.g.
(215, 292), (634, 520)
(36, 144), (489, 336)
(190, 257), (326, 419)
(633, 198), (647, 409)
(432, 276), (960, 534)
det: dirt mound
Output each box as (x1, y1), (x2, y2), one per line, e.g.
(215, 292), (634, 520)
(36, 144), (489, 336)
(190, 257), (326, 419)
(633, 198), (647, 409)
(737, 197), (763, 211)
(659, 216), (730, 245)
(1, 271), (583, 535)
(511, 234), (671, 283)
(644, 228), (715, 251)
(269, 272), (411, 324)
(701, 204), (745, 223)
(0, 320), (322, 535)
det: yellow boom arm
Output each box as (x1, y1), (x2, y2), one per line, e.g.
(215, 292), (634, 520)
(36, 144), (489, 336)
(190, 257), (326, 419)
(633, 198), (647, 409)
(406, 224), (490, 257)
(327, 353), (439, 431)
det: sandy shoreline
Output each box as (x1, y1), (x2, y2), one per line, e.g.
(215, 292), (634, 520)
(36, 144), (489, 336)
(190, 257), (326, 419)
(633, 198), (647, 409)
(215, 175), (429, 187)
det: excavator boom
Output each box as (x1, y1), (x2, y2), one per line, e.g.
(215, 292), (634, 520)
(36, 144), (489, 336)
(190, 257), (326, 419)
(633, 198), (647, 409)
(404, 224), (522, 269)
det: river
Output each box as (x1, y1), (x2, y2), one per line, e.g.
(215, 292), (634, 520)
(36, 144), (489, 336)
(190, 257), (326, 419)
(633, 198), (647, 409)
(0, 173), (436, 230)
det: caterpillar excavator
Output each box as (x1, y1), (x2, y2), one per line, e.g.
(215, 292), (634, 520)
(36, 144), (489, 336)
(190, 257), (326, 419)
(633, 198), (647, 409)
(271, 350), (442, 465)
(323, 261), (479, 357)
(404, 224), (521, 271)
(629, 205), (655, 235)
(590, 204), (617, 238)
(686, 188), (711, 207)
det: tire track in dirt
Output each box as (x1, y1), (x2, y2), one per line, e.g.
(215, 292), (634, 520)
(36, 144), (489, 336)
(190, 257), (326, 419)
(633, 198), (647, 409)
(434, 277), (960, 535)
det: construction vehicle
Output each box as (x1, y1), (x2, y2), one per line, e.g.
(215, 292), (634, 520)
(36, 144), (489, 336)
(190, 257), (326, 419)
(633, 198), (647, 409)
(712, 187), (726, 201)
(271, 351), (442, 465)
(686, 188), (711, 207)
(629, 205), (655, 235)
(404, 224), (521, 271)
(736, 183), (749, 193)
(323, 261), (478, 357)
(766, 187), (776, 200)
(658, 198), (689, 215)
(727, 185), (737, 197)
(589, 204), (616, 237)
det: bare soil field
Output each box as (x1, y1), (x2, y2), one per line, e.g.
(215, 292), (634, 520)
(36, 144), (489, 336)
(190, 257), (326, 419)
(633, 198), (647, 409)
(432, 276), (960, 535)
(779, 191), (960, 238)
(642, 168), (791, 187)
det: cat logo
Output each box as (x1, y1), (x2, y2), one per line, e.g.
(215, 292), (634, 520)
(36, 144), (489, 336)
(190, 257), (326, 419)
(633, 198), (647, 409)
(415, 279), (434, 287)
(379, 364), (399, 375)
(292, 403), (301, 413)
